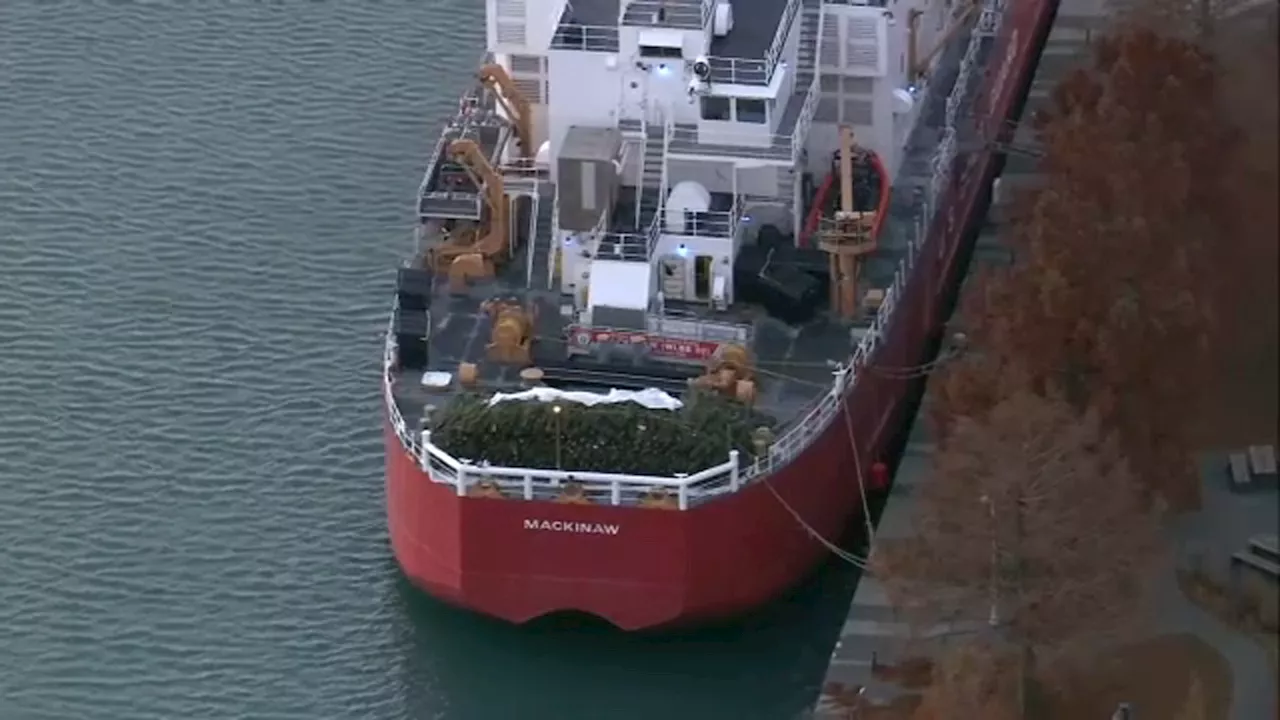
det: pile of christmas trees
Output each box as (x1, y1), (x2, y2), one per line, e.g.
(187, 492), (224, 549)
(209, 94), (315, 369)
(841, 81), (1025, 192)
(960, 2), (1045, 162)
(431, 390), (775, 475)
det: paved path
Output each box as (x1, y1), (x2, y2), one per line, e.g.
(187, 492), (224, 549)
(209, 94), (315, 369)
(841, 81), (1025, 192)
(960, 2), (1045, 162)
(1153, 566), (1278, 720)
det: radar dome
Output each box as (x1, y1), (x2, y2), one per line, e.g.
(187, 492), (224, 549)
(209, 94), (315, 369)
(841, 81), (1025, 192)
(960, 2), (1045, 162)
(665, 181), (711, 234)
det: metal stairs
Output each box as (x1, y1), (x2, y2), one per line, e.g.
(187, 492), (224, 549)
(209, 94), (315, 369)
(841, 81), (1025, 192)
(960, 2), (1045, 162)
(641, 123), (665, 189)
(795, 0), (823, 89)
(529, 186), (555, 289)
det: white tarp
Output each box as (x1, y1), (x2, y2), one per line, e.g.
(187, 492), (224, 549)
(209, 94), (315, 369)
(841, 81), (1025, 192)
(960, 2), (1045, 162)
(486, 386), (683, 411)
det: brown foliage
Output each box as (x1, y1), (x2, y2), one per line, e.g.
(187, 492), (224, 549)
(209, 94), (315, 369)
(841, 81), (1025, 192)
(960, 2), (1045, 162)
(933, 28), (1240, 509)
(1175, 673), (1208, 720)
(911, 642), (1020, 720)
(878, 391), (1164, 669)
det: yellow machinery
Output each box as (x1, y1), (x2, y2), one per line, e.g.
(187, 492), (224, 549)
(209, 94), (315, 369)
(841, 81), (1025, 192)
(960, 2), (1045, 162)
(691, 343), (757, 403)
(428, 138), (510, 291)
(482, 299), (535, 365)
(478, 63), (534, 161)
(819, 126), (878, 320)
(907, 0), (982, 83)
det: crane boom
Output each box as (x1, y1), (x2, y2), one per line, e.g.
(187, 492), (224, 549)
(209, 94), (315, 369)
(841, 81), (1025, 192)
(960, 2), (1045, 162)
(448, 138), (505, 213)
(478, 63), (534, 160)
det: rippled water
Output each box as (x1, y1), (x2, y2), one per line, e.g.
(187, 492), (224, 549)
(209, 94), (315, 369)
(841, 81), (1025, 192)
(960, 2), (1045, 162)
(0, 3), (860, 718)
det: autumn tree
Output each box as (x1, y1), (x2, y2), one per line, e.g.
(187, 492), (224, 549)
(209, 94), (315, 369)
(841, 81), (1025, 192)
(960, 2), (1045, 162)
(910, 641), (1020, 720)
(877, 390), (1164, 717)
(933, 28), (1237, 509)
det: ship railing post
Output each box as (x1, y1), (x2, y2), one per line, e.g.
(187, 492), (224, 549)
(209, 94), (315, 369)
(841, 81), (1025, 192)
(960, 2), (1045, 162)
(677, 480), (689, 511)
(420, 430), (432, 473)
(523, 475), (534, 501)
(455, 466), (467, 497)
(611, 481), (621, 506)
(729, 450), (740, 491)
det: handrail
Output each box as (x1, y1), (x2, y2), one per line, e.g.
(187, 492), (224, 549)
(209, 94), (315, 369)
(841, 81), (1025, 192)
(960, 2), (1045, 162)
(384, 1), (998, 509)
(550, 23), (620, 52)
(764, 0), (803, 82)
(703, 0), (800, 85)
(792, 74), (820, 163)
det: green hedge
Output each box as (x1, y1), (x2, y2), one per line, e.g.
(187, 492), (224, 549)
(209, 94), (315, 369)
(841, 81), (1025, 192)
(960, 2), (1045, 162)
(431, 390), (775, 475)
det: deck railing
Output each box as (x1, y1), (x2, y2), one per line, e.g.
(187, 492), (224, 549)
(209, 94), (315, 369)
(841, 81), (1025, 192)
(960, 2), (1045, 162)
(704, 0), (800, 85)
(550, 23), (620, 52)
(664, 75), (817, 166)
(660, 194), (743, 238)
(383, 2), (994, 509)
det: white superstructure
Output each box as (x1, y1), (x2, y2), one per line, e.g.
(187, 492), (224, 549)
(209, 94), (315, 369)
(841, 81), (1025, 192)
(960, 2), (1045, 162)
(385, 0), (1009, 506)
(481, 0), (974, 314)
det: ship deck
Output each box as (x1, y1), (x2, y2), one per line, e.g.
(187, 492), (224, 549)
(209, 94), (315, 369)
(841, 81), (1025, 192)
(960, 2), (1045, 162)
(390, 190), (865, 443)
(562, 0), (783, 60)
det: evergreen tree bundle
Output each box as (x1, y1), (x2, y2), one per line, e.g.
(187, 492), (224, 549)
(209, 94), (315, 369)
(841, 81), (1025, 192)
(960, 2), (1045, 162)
(431, 390), (775, 475)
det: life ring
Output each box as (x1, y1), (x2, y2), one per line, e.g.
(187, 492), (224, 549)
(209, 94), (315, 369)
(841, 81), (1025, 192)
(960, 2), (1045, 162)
(639, 487), (678, 510)
(469, 479), (504, 499)
(555, 480), (592, 505)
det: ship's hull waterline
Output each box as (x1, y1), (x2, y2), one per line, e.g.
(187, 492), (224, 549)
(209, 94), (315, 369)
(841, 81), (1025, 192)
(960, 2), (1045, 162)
(384, 0), (1057, 630)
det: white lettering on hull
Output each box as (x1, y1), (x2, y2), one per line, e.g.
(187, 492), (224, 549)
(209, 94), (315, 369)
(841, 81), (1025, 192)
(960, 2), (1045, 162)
(523, 519), (621, 535)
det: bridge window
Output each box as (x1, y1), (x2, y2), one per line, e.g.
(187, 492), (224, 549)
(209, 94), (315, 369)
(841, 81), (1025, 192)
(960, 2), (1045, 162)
(735, 98), (767, 124)
(639, 45), (683, 59)
(700, 96), (731, 121)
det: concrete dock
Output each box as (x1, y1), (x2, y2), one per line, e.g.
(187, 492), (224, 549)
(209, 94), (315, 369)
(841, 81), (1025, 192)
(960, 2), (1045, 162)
(809, 1), (1108, 715)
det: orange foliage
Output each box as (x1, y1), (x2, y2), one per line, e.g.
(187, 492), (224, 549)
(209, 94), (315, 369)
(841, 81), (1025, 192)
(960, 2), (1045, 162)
(911, 642), (1020, 720)
(933, 28), (1239, 510)
(878, 391), (1163, 668)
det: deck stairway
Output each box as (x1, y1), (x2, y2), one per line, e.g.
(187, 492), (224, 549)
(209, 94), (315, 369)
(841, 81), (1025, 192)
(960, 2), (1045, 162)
(795, 0), (823, 89)
(529, 185), (556, 289)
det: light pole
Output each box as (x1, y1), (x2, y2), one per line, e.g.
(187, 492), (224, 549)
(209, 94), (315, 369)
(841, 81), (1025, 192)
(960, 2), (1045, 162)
(552, 405), (563, 469)
(981, 493), (999, 628)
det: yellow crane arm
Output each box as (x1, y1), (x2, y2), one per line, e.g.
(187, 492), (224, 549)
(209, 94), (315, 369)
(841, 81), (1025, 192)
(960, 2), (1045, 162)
(448, 138), (505, 215)
(478, 63), (534, 160)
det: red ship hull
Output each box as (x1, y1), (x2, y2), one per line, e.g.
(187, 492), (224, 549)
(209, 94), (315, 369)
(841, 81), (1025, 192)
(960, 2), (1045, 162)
(385, 0), (1055, 631)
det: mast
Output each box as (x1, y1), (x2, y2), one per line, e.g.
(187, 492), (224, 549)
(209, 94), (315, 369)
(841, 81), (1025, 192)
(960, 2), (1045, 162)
(820, 126), (877, 320)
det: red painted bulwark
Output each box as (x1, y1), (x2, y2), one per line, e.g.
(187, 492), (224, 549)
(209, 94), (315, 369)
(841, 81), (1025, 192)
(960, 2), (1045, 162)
(384, 0), (1056, 630)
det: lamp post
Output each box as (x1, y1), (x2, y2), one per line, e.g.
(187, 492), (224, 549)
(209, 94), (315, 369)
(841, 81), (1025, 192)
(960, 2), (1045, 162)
(552, 405), (563, 469)
(981, 493), (999, 628)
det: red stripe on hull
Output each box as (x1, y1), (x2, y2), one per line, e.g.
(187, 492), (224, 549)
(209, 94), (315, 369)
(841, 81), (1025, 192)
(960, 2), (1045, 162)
(384, 0), (1056, 630)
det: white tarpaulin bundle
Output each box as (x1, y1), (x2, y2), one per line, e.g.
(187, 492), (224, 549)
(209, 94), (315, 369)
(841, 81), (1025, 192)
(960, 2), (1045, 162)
(485, 386), (684, 411)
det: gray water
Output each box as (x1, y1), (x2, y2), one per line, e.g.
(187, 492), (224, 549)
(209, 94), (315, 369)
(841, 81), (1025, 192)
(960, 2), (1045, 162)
(0, 3), (861, 719)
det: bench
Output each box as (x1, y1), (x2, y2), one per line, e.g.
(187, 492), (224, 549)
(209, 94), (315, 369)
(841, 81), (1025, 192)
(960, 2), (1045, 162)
(1250, 535), (1280, 565)
(1227, 451), (1253, 490)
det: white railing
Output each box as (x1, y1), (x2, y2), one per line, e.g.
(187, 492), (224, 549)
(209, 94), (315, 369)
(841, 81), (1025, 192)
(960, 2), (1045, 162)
(383, 1), (998, 509)
(660, 194), (744, 238)
(792, 74), (820, 162)
(665, 78), (815, 165)
(549, 23), (620, 52)
(705, 0), (800, 85)
(765, 0), (803, 81)
(419, 431), (742, 510)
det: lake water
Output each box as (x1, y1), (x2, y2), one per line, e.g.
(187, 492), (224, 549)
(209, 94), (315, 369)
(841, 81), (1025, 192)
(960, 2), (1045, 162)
(0, 3), (861, 719)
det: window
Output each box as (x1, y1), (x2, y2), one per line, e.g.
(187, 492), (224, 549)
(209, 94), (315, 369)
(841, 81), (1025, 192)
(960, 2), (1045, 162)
(735, 98), (767, 124)
(700, 96), (731, 121)
(639, 45), (682, 59)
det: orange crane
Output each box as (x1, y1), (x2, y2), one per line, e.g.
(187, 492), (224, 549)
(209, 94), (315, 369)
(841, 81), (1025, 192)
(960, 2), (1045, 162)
(907, 0), (982, 84)
(428, 138), (511, 290)
(819, 126), (878, 320)
(478, 63), (534, 161)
